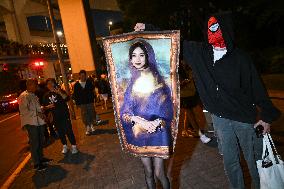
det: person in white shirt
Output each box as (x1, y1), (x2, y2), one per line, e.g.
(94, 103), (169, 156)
(18, 79), (53, 171)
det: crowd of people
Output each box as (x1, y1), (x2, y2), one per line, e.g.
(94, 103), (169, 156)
(18, 70), (110, 171)
(17, 13), (282, 189)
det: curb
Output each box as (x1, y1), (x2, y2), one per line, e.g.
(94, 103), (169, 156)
(0, 153), (31, 189)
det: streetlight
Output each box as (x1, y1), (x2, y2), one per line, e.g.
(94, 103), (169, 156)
(56, 30), (63, 37)
(108, 21), (113, 35)
(57, 31), (64, 44)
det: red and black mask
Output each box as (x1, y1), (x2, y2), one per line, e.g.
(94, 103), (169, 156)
(208, 17), (226, 48)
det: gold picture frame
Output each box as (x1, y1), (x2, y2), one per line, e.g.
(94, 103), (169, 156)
(102, 31), (180, 158)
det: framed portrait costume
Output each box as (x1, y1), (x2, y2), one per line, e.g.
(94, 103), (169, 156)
(102, 31), (180, 158)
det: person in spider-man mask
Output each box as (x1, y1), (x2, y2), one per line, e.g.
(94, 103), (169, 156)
(135, 13), (281, 189)
(184, 14), (280, 189)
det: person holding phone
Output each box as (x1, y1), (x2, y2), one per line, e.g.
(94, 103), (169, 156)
(43, 78), (78, 154)
(18, 79), (51, 171)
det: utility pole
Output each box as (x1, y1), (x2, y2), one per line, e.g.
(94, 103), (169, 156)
(46, 0), (76, 119)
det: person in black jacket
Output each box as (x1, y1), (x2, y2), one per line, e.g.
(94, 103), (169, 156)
(135, 13), (281, 189)
(97, 74), (110, 110)
(43, 78), (78, 154)
(183, 15), (281, 189)
(73, 70), (96, 135)
(35, 81), (57, 142)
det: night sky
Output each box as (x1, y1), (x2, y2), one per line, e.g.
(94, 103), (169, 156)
(27, 9), (123, 37)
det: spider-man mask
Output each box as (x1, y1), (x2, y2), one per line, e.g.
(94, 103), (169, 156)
(208, 16), (226, 48)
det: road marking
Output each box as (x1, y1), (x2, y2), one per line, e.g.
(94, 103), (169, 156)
(0, 153), (31, 189)
(0, 113), (19, 124)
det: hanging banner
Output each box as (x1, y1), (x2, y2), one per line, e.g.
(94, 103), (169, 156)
(102, 31), (180, 158)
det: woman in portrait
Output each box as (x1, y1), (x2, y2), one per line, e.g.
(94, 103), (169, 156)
(120, 40), (173, 189)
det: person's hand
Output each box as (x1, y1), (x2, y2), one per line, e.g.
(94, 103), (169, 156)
(131, 116), (157, 133)
(54, 87), (61, 93)
(134, 23), (145, 32)
(254, 120), (271, 134)
(144, 122), (157, 133)
(131, 116), (144, 124)
(55, 88), (67, 99)
(150, 119), (162, 131)
(54, 88), (64, 95)
(46, 104), (55, 109)
(41, 104), (55, 110)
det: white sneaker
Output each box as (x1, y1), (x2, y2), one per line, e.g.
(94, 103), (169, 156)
(85, 126), (91, 135)
(96, 120), (102, 125)
(90, 125), (96, 132)
(200, 134), (211, 144)
(71, 145), (78, 154)
(62, 145), (68, 154)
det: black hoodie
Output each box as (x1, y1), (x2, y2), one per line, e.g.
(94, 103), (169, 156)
(73, 78), (95, 105)
(182, 13), (280, 124)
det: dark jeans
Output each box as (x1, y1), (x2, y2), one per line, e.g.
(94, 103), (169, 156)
(54, 118), (76, 145)
(44, 124), (57, 140)
(79, 103), (95, 127)
(211, 115), (262, 189)
(24, 125), (45, 166)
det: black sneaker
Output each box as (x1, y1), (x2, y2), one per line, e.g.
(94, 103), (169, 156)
(35, 164), (47, 171)
(41, 157), (52, 164)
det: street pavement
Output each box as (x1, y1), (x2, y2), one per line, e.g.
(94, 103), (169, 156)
(7, 95), (284, 189)
(0, 113), (29, 186)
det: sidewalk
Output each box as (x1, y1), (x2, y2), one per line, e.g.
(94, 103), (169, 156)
(10, 97), (284, 189)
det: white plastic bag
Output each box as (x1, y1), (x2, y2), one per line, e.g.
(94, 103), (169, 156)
(256, 134), (284, 189)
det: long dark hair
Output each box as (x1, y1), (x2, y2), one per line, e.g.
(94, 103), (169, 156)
(129, 41), (149, 69)
(128, 40), (165, 85)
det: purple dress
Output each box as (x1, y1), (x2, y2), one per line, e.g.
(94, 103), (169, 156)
(120, 40), (174, 157)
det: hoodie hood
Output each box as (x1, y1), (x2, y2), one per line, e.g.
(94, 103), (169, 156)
(205, 13), (235, 53)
